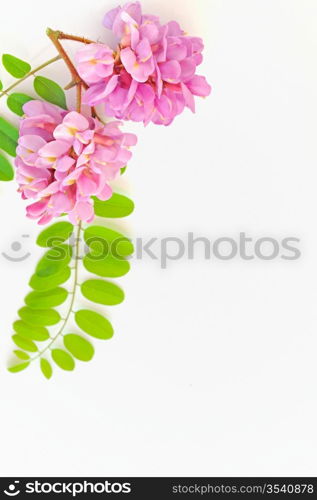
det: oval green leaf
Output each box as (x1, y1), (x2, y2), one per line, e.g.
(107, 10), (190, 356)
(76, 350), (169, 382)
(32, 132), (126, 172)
(25, 287), (68, 309)
(0, 153), (14, 180)
(18, 306), (61, 326)
(8, 362), (30, 373)
(84, 225), (134, 257)
(34, 76), (67, 109)
(81, 279), (124, 305)
(64, 334), (94, 362)
(93, 193), (134, 218)
(36, 245), (72, 277)
(40, 358), (53, 379)
(14, 350), (30, 360)
(12, 334), (37, 352)
(13, 320), (49, 341)
(29, 266), (71, 291)
(84, 254), (130, 278)
(75, 310), (114, 340)
(2, 54), (31, 78)
(0, 116), (18, 156)
(51, 349), (75, 371)
(37, 221), (74, 248)
(7, 93), (33, 116)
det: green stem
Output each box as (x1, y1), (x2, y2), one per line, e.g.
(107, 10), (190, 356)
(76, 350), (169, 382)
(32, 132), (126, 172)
(0, 55), (62, 99)
(30, 222), (82, 363)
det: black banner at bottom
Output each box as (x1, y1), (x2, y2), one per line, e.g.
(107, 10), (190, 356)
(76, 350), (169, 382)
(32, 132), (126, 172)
(0, 478), (316, 498)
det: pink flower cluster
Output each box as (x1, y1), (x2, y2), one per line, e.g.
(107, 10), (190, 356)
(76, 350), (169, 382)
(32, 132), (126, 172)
(15, 101), (137, 224)
(76, 1), (211, 126)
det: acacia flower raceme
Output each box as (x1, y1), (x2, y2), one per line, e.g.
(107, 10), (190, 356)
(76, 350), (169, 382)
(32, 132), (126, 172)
(15, 100), (137, 225)
(77, 1), (211, 126)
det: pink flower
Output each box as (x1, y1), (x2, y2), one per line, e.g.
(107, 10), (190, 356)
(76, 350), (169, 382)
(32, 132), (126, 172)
(121, 38), (155, 82)
(75, 43), (115, 84)
(15, 101), (137, 225)
(79, 1), (211, 126)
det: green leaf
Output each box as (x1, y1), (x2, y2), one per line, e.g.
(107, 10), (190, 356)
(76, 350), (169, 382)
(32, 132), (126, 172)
(40, 358), (53, 379)
(29, 266), (71, 291)
(75, 310), (114, 340)
(37, 221), (74, 248)
(34, 76), (67, 109)
(36, 244), (72, 277)
(7, 93), (33, 116)
(0, 153), (14, 180)
(25, 287), (68, 309)
(64, 334), (94, 362)
(93, 193), (134, 218)
(120, 166), (127, 175)
(12, 334), (37, 352)
(81, 279), (124, 305)
(13, 320), (49, 341)
(0, 81), (3, 91)
(84, 225), (134, 257)
(0, 116), (18, 156)
(8, 362), (30, 373)
(14, 350), (30, 360)
(51, 349), (75, 371)
(84, 254), (130, 278)
(18, 306), (61, 326)
(2, 54), (31, 78)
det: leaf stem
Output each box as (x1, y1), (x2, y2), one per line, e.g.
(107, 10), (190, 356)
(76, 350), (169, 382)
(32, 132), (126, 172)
(30, 222), (82, 363)
(0, 55), (62, 99)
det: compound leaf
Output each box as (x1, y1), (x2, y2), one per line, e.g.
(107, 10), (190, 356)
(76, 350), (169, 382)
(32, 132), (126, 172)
(8, 362), (30, 373)
(29, 266), (71, 291)
(14, 350), (30, 360)
(18, 306), (61, 326)
(81, 279), (124, 306)
(34, 76), (67, 109)
(93, 193), (134, 218)
(75, 310), (114, 340)
(84, 225), (134, 257)
(36, 221), (74, 248)
(51, 349), (75, 371)
(40, 358), (53, 379)
(2, 54), (31, 78)
(12, 334), (37, 352)
(13, 320), (49, 341)
(25, 287), (68, 309)
(0, 153), (14, 180)
(36, 244), (72, 277)
(7, 93), (33, 116)
(0, 116), (18, 156)
(64, 334), (94, 362)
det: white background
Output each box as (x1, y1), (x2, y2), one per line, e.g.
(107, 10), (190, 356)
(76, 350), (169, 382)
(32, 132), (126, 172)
(0, 0), (317, 477)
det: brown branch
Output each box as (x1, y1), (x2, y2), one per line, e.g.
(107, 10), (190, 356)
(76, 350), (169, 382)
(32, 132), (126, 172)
(46, 28), (88, 89)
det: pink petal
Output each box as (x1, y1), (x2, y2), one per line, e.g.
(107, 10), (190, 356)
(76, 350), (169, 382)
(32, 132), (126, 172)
(26, 199), (49, 218)
(18, 135), (47, 152)
(97, 182), (112, 201)
(186, 75), (212, 97)
(159, 60), (181, 83)
(56, 156), (76, 172)
(39, 140), (71, 158)
(181, 82), (195, 112)
(136, 38), (152, 63)
(103, 6), (121, 29)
